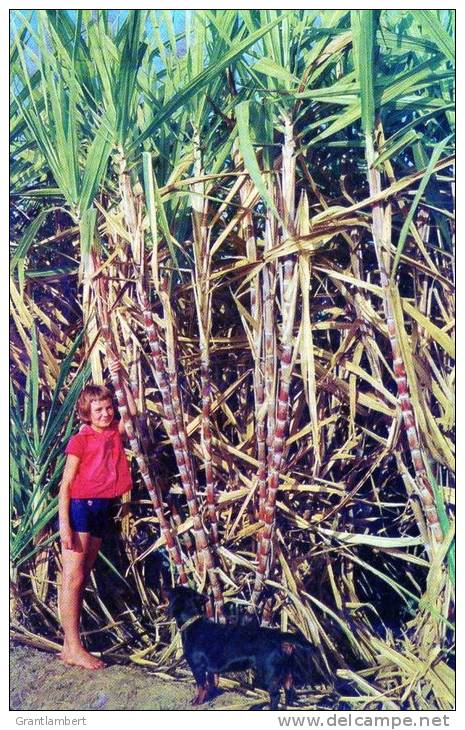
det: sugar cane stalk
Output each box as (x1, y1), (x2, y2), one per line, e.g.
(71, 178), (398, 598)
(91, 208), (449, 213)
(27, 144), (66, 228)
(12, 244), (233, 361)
(251, 258), (298, 614)
(251, 117), (298, 615)
(91, 257), (188, 584)
(351, 10), (443, 550)
(157, 281), (197, 491)
(118, 153), (224, 616)
(79, 215), (103, 385)
(138, 285), (225, 619)
(364, 127), (443, 550)
(191, 134), (219, 546)
(260, 211), (278, 522)
(232, 143), (266, 520)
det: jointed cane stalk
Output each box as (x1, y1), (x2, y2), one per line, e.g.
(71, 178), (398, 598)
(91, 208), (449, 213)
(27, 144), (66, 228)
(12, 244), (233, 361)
(108, 360), (188, 585)
(92, 260), (188, 585)
(351, 11), (443, 551)
(81, 248), (103, 385)
(158, 281), (197, 490)
(260, 211), (278, 523)
(119, 321), (152, 458)
(251, 260), (298, 616)
(138, 285), (225, 619)
(296, 191), (320, 472)
(118, 156), (199, 511)
(191, 133), (219, 547)
(365, 129), (443, 551)
(168, 493), (195, 555)
(116, 161), (198, 572)
(233, 144), (265, 522)
(251, 118), (298, 616)
(117, 154), (210, 558)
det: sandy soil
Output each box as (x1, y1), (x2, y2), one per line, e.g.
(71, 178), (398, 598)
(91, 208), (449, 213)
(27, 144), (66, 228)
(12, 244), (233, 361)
(10, 643), (271, 712)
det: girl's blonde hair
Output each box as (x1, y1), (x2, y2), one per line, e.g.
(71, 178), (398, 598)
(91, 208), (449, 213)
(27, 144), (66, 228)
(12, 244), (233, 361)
(77, 384), (113, 423)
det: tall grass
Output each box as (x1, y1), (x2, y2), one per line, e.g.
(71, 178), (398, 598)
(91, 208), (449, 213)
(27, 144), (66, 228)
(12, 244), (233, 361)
(10, 10), (454, 709)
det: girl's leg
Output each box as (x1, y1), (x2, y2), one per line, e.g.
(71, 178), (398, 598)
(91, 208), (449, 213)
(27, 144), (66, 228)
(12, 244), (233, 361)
(76, 534), (103, 627)
(83, 535), (103, 587)
(59, 531), (104, 669)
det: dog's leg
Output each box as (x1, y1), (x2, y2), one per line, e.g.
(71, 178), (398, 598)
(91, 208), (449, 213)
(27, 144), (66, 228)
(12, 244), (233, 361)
(268, 681), (281, 711)
(262, 665), (281, 710)
(206, 672), (219, 699)
(191, 667), (208, 705)
(207, 672), (219, 686)
(192, 684), (208, 705)
(284, 672), (298, 706)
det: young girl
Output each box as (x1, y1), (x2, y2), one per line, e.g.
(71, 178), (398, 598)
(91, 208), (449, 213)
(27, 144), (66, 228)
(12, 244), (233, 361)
(58, 361), (136, 669)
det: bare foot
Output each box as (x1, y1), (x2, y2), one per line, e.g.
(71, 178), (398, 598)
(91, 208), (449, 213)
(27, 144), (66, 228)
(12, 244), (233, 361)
(59, 646), (105, 669)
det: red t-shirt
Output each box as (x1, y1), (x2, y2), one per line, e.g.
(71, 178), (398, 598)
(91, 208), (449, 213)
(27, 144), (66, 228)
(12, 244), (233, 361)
(65, 422), (132, 498)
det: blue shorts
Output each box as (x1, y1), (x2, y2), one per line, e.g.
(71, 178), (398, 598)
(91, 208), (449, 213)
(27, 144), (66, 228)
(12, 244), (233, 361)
(68, 498), (114, 539)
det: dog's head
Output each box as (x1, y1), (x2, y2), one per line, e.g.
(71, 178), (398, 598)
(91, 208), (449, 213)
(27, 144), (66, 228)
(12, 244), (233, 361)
(166, 586), (209, 625)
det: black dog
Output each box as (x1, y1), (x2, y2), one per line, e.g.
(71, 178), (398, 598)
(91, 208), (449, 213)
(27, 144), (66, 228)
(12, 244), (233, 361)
(166, 586), (314, 709)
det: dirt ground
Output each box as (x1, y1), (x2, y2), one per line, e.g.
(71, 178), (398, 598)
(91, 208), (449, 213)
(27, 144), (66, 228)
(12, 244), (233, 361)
(10, 643), (272, 711)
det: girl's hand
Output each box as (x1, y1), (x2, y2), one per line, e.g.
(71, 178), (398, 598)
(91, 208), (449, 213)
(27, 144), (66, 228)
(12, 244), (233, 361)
(61, 525), (74, 551)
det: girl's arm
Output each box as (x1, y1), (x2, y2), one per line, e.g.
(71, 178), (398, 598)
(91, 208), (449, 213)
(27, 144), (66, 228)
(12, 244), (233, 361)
(58, 454), (80, 550)
(108, 358), (138, 434)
